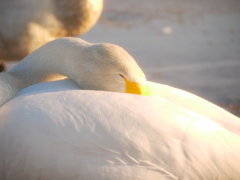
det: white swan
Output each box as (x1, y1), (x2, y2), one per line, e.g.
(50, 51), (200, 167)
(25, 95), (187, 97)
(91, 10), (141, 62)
(0, 0), (103, 60)
(0, 37), (240, 180)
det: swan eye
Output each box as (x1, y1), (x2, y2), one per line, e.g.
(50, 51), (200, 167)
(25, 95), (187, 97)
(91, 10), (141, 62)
(116, 74), (125, 82)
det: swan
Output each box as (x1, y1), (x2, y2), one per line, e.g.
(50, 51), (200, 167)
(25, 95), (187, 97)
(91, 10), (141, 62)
(0, 37), (240, 179)
(0, 0), (103, 60)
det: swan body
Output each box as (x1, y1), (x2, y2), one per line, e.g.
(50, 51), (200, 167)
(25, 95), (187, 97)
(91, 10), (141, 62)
(0, 0), (103, 60)
(0, 37), (240, 179)
(0, 79), (240, 180)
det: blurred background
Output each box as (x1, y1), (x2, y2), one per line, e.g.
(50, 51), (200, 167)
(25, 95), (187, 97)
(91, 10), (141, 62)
(1, 0), (240, 115)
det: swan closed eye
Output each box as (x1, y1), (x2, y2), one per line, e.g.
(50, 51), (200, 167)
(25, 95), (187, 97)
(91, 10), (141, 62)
(116, 74), (125, 82)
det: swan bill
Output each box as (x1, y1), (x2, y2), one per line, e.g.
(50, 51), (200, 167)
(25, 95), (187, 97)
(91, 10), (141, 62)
(125, 79), (150, 96)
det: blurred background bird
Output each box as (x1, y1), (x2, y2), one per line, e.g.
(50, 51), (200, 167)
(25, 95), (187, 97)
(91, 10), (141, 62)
(0, 0), (103, 61)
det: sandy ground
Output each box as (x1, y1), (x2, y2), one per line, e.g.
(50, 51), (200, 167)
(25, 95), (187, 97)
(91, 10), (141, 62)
(5, 0), (240, 115)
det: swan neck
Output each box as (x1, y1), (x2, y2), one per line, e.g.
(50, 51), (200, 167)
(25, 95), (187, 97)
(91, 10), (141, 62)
(8, 41), (87, 86)
(0, 39), (89, 106)
(0, 72), (27, 106)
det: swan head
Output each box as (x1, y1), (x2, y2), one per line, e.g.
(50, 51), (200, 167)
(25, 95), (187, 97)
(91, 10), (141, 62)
(50, 38), (150, 95)
(70, 40), (150, 95)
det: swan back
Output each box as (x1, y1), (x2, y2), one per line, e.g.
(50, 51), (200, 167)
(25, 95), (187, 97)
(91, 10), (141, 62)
(0, 79), (240, 179)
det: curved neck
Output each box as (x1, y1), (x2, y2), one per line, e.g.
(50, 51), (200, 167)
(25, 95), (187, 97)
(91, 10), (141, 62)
(9, 38), (89, 85)
(0, 72), (26, 106)
(8, 52), (67, 86)
(0, 38), (89, 106)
